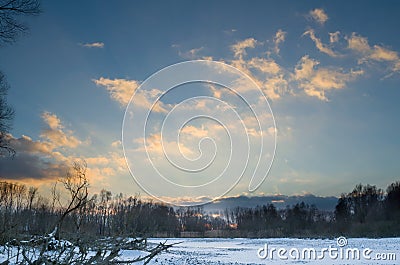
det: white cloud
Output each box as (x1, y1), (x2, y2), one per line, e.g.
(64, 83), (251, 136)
(248, 57), (281, 75)
(303, 29), (339, 57)
(111, 140), (122, 148)
(138, 133), (194, 158)
(93, 77), (139, 107)
(42, 111), (62, 130)
(347, 33), (400, 74)
(231, 38), (257, 59)
(294, 55), (319, 80)
(93, 77), (168, 112)
(262, 74), (288, 100)
(347, 33), (370, 53)
(180, 125), (209, 138)
(370, 45), (399, 61)
(178, 47), (204, 59)
(309, 8), (328, 25)
(329, 31), (340, 43)
(273, 29), (286, 54)
(294, 55), (363, 101)
(41, 112), (82, 149)
(81, 42), (104, 48)
(230, 49), (289, 101)
(206, 83), (222, 99)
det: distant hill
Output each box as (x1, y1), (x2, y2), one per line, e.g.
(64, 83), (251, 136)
(202, 194), (338, 213)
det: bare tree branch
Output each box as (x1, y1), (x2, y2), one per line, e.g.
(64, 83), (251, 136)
(0, 0), (41, 44)
(0, 72), (14, 157)
(55, 160), (89, 239)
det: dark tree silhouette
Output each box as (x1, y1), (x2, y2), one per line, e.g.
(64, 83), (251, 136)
(55, 160), (89, 239)
(0, 72), (14, 156)
(386, 181), (400, 219)
(0, 0), (41, 44)
(0, 0), (41, 156)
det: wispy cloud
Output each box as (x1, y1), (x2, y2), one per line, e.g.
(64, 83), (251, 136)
(273, 29), (286, 54)
(93, 77), (140, 107)
(347, 33), (400, 76)
(229, 38), (289, 100)
(230, 56), (288, 100)
(80, 42), (105, 48)
(93, 77), (168, 112)
(329, 31), (340, 43)
(231, 38), (258, 59)
(303, 29), (339, 57)
(178, 47), (204, 59)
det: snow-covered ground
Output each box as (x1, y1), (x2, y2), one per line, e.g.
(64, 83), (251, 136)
(1, 237), (398, 264)
(145, 237), (400, 265)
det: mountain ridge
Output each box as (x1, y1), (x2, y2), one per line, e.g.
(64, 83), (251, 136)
(201, 194), (338, 213)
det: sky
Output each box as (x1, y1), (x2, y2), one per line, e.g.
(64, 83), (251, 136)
(1, 0), (400, 204)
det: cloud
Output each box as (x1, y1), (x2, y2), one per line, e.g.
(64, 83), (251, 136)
(248, 57), (282, 75)
(294, 55), (363, 101)
(42, 112), (62, 130)
(93, 77), (140, 107)
(41, 112), (82, 149)
(0, 150), (68, 181)
(0, 111), (90, 181)
(0, 113), (128, 193)
(347, 33), (400, 75)
(180, 125), (209, 138)
(111, 140), (122, 148)
(10, 134), (53, 155)
(178, 47), (204, 59)
(231, 38), (257, 59)
(309, 8), (328, 25)
(85, 156), (110, 166)
(0, 134), (69, 181)
(201, 56), (214, 61)
(206, 83), (222, 99)
(138, 89), (169, 113)
(273, 29), (286, 54)
(303, 29), (339, 57)
(93, 77), (168, 112)
(84, 152), (128, 186)
(370, 45), (399, 61)
(329, 31), (340, 43)
(262, 74), (289, 100)
(232, 56), (287, 100)
(138, 133), (194, 158)
(347, 33), (370, 53)
(230, 49), (289, 100)
(294, 55), (319, 80)
(80, 42), (104, 48)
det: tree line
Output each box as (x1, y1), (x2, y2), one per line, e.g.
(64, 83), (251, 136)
(1, 165), (399, 242)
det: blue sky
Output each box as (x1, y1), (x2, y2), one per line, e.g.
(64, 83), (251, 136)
(1, 1), (400, 203)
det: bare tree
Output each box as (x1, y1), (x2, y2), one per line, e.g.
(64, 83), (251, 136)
(0, 72), (14, 157)
(0, 0), (41, 157)
(55, 160), (89, 239)
(27, 186), (37, 211)
(0, 0), (41, 45)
